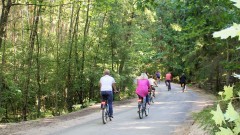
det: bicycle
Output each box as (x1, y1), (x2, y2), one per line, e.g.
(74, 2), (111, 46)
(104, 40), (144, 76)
(165, 80), (171, 91)
(101, 96), (111, 124)
(137, 97), (149, 119)
(148, 90), (154, 103)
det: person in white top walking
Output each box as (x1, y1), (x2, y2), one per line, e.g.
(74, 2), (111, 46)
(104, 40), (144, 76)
(99, 69), (117, 118)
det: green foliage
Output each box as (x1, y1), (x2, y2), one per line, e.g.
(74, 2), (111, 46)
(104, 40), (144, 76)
(208, 1), (240, 134)
(193, 106), (216, 133)
(1, 0), (240, 124)
(0, 107), (5, 122)
(213, 23), (240, 40)
(210, 86), (240, 135)
(225, 102), (239, 122)
(232, 0), (240, 8)
(218, 86), (234, 101)
(210, 104), (225, 126)
(216, 127), (234, 135)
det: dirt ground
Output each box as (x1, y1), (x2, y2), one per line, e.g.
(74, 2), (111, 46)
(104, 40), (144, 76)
(172, 86), (214, 135)
(0, 86), (214, 135)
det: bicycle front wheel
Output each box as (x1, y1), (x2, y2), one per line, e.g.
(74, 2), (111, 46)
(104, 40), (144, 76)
(150, 96), (154, 103)
(145, 104), (149, 116)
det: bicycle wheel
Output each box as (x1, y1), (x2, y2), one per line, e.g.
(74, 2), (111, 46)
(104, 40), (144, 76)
(138, 103), (143, 119)
(102, 107), (108, 124)
(145, 104), (149, 116)
(151, 95), (154, 103)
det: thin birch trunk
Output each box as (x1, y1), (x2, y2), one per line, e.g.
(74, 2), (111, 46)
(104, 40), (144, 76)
(23, 1), (42, 121)
(79, 0), (91, 105)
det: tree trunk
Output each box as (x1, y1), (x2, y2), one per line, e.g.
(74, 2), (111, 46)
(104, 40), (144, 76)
(23, 1), (42, 121)
(1, 33), (7, 119)
(0, 0), (12, 48)
(79, 0), (91, 105)
(36, 32), (41, 118)
(73, 5), (81, 103)
(89, 11), (107, 101)
(53, 4), (63, 116)
(225, 40), (231, 86)
(66, 3), (75, 112)
(0, 0), (11, 112)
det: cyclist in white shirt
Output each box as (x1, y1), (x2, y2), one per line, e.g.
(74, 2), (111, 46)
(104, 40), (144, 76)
(99, 69), (117, 118)
(148, 75), (158, 97)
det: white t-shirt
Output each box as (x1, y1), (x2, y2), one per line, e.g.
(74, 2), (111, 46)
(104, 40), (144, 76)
(100, 75), (116, 91)
(148, 78), (156, 86)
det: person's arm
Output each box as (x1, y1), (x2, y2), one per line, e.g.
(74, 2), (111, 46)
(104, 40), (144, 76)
(99, 81), (101, 92)
(112, 83), (119, 93)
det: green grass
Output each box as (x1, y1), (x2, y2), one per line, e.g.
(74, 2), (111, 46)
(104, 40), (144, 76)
(192, 105), (217, 135)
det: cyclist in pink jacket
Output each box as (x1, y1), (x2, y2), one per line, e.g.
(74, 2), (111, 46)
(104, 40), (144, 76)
(136, 73), (150, 106)
(165, 72), (172, 90)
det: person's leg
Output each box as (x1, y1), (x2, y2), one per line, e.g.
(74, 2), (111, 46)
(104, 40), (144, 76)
(152, 90), (155, 97)
(167, 80), (171, 90)
(138, 95), (144, 108)
(100, 91), (108, 108)
(143, 96), (147, 108)
(181, 82), (185, 92)
(146, 94), (149, 105)
(151, 86), (155, 97)
(106, 91), (113, 117)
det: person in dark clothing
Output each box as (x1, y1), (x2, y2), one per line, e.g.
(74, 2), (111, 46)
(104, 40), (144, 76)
(179, 73), (187, 92)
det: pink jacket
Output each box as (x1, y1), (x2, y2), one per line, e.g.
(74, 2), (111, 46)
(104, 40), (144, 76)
(135, 79), (150, 98)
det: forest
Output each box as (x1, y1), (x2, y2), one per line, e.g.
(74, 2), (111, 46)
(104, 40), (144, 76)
(0, 0), (240, 123)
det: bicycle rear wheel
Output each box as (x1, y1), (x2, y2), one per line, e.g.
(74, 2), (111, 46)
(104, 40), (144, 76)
(102, 107), (108, 124)
(138, 104), (143, 119)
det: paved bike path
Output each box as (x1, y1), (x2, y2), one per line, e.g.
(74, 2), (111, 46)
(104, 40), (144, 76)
(44, 82), (213, 135)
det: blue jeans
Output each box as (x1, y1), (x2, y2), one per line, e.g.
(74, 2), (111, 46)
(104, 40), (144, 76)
(101, 91), (113, 116)
(138, 94), (149, 108)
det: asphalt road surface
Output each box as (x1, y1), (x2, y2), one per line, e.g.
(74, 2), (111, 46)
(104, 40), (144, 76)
(42, 82), (212, 135)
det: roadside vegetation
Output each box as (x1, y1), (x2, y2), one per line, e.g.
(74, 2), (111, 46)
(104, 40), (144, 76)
(0, 1), (239, 135)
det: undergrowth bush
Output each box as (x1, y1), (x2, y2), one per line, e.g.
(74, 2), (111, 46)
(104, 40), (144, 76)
(194, 85), (240, 135)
